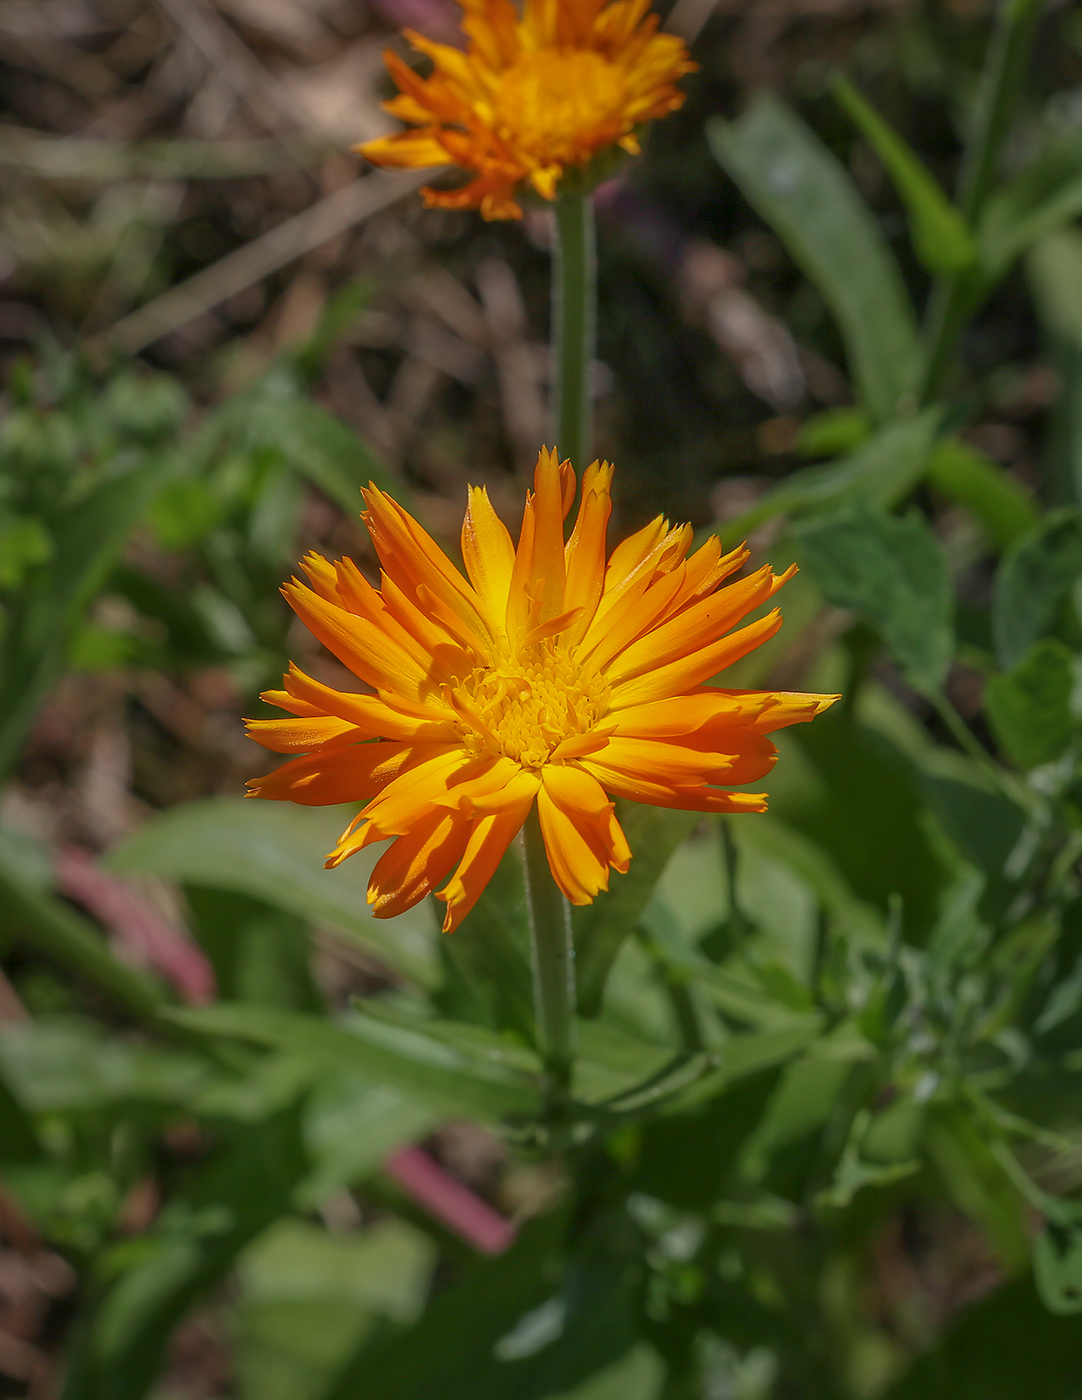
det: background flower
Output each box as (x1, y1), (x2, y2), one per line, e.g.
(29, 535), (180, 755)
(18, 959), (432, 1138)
(357, 0), (695, 218)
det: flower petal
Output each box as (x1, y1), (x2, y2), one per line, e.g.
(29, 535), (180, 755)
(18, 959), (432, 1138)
(280, 662), (456, 738)
(608, 608), (785, 708)
(461, 484), (517, 625)
(367, 807), (472, 918)
(605, 564), (796, 686)
(245, 715), (363, 753)
(437, 785), (537, 932)
(247, 741), (418, 806)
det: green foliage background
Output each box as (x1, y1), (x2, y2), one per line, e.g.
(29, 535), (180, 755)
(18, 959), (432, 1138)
(3, 1), (1082, 1396)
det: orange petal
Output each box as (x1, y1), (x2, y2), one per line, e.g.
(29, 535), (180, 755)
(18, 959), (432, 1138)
(357, 130), (453, 170)
(360, 747), (491, 835)
(461, 485), (516, 625)
(259, 686), (324, 719)
(367, 807), (472, 918)
(608, 608), (785, 708)
(605, 563), (796, 686)
(437, 789), (537, 932)
(531, 447), (569, 622)
(245, 715), (362, 754)
(281, 663), (456, 739)
(579, 757), (769, 814)
(536, 763), (631, 903)
(246, 741), (418, 807)
(563, 460), (613, 645)
(536, 783), (610, 905)
(362, 485), (494, 647)
(282, 579), (431, 701)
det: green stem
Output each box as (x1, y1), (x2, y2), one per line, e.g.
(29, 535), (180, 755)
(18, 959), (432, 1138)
(521, 807), (576, 1122)
(551, 191), (597, 471)
(916, 0), (1043, 402)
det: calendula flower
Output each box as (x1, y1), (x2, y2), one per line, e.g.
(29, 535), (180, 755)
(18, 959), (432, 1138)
(247, 451), (837, 933)
(356, 0), (695, 219)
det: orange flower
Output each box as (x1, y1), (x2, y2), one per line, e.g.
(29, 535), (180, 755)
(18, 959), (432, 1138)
(247, 452), (838, 932)
(356, 0), (695, 219)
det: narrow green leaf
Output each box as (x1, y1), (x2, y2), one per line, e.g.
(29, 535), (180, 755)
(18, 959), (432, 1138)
(720, 410), (942, 547)
(709, 94), (917, 420)
(105, 798), (439, 988)
(168, 1002), (541, 1122)
(792, 500), (953, 690)
(980, 130), (1082, 278)
(833, 75), (977, 274)
(923, 1105), (1029, 1270)
(925, 437), (1039, 548)
(1028, 230), (1082, 508)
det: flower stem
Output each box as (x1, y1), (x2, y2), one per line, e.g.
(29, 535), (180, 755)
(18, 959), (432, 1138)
(521, 806), (576, 1123)
(916, 0), (1043, 402)
(551, 190), (597, 471)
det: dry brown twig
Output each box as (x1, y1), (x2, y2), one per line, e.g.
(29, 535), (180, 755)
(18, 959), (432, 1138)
(105, 168), (434, 352)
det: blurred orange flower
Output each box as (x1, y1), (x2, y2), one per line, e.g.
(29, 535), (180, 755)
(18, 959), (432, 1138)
(356, 0), (695, 219)
(247, 451), (837, 932)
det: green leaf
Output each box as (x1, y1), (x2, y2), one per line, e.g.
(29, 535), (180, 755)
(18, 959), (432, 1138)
(720, 410), (942, 549)
(298, 1075), (439, 1207)
(0, 1018), (208, 1113)
(60, 1109), (308, 1400)
(832, 75), (976, 274)
(1028, 230), (1082, 509)
(574, 802), (702, 1017)
(1026, 227), (1082, 349)
(992, 509), (1082, 670)
(206, 370), (393, 517)
(0, 457), (164, 780)
(923, 1105), (1028, 1270)
(168, 1002), (541, 1122)
(184, 888), (324, 1012)
(984, 640), (1078, 770)
(0, 847), (165, 1023)
(792, 500), (953, 690)
(794, 407), (872, 457)
(104, 798), (438, 988)
(318, 1210), (642, 1400)
(709, 94), (917, 420)
(435, 847), (534, 1041)
(771, 711), (952, 938)
(925, 437), (1039, 549)
(883, 1273), (1082, 1400)
(1034, 1221), (1082, 1315)
(236, 1216), (435, 1400)
(979, 130), (1082, 279)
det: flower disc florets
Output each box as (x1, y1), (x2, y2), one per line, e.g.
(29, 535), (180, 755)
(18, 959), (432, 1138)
(452, 643), (611, 768)
(246, 450), (838, 932)
(356, 0), (696, 219)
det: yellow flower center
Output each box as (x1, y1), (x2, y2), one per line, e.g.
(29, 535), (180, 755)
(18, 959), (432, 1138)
(493, 50), (629, 164)
(452, 642), (610, 768)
